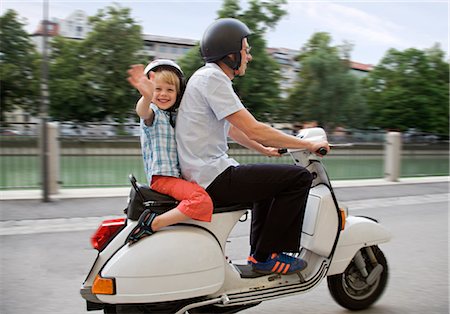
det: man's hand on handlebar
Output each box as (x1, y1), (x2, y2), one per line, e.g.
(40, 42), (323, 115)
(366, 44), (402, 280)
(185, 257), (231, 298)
(309, 141), (330, 157)
(263, 146), (284, 157)
(277, 141), (330, 157)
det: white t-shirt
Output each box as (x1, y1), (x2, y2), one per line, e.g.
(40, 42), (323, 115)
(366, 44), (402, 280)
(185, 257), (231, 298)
(176, 63), (244, 188)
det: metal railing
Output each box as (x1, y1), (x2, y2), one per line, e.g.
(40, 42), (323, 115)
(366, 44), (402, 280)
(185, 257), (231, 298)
(1, 131), (448, 190)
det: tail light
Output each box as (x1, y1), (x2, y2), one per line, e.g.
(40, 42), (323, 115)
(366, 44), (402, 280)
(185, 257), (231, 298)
(91, 218), (126, 251)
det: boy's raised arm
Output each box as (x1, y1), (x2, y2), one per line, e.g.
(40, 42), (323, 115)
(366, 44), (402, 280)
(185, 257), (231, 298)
(127, 64), (155, 122)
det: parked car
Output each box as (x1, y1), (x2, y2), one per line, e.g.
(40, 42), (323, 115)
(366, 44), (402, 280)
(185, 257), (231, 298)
(402, 128), (439, 143)
(0, 129), (21, 136)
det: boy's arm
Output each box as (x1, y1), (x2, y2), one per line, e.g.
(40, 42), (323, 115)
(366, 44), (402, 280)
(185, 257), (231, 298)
(127, 64), (155, 123)
(136, 96), (155, 125)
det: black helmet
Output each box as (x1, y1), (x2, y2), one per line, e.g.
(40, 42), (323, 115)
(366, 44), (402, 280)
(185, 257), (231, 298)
(144, 59), (185, 112)
(200, 18), (251, 70)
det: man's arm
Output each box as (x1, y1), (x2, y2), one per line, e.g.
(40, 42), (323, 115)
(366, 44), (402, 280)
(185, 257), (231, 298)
(228, 125), (280, 157)
(226, 108), (329, 154)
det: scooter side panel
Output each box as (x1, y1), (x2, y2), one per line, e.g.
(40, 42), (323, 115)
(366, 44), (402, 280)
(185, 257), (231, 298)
(327, 216), (392, 275)
(97, 226), (225, 303)
(301, 185), (339, 257)
(82, 223), (137, 288)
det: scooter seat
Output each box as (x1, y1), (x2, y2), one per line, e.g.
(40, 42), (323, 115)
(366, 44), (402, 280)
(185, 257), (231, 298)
(126, 183), (252, 220)
(213, 202), (252, 213)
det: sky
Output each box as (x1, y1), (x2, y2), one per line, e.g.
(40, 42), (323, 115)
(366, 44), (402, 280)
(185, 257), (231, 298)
(1, 0), (448, 65)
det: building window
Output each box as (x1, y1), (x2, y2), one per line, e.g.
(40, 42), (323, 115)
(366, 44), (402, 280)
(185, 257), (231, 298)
(144, 42), (154, 50)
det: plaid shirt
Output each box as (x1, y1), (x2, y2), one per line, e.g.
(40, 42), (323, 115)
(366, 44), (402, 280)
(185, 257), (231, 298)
(140, 103), (180, 184)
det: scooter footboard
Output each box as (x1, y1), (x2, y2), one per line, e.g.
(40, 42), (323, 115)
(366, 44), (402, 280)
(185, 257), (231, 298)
(96, 226), (225, 304)
(327, 216), (392, 275)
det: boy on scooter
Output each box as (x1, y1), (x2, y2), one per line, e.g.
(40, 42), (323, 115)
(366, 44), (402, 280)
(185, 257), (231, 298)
(126, 60), (213, 243)
(176, 19), (329, 275)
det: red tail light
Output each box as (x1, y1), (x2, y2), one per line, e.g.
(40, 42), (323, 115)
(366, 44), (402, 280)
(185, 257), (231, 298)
(91, 218), (126, 251)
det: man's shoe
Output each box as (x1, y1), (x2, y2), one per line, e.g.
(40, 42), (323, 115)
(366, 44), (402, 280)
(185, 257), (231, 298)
(248, 253), (307, 275)
(126, 209), (157, 244)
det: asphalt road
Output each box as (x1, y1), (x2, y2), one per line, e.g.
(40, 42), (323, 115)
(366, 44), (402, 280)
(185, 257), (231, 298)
(0, 181), (448, 314)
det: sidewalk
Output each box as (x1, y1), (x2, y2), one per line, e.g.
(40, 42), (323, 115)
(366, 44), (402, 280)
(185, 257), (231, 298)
(0, 177), (448, 235)
(0, 177), (448, 236)
(1, 176), (448, 201)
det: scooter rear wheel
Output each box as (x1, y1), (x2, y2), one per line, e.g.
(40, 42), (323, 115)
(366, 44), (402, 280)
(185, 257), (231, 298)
(327, 245), (389, 311)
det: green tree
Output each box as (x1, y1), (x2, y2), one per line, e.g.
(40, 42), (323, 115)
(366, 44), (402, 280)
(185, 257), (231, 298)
(287, 32), (367, 130)
(364, 45), (449, 135)
(177, 44), (203, 79)
(80, 4), (143, 123)
(179, 0), (287, 120)
(0, 9), (40, 126)
(48, 37), (94, 121)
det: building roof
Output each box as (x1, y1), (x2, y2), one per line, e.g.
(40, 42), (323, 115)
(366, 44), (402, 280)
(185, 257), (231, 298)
(142, 34), (198, 46)
(349, 61), (374, 72)
(267, 47), (374, 72)
(32, 20), (59, 36)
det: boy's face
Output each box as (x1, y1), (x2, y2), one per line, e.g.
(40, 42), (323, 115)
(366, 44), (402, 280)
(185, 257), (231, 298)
(152, 77), (177, 110)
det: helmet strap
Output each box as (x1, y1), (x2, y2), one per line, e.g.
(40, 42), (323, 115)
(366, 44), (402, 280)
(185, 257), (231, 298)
(222, 53), (241, 71)
(162, 108), (177, 128)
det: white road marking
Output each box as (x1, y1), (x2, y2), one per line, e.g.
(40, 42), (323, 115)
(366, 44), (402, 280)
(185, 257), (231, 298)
(0, 193), (448, 236)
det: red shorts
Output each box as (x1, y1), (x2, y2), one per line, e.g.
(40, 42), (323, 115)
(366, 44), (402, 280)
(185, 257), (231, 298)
(151, 175), (213, 222)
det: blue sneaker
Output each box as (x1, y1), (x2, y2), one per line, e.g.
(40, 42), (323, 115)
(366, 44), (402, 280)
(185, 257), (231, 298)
(248, 253), (307, 275)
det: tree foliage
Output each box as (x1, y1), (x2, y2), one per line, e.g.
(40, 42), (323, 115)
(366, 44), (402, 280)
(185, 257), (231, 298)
(364, 45), (449, 135)
(287, 32), (367, 130)
(0, 9), (40, 125)
(79, 4), (143, 123)
(48, 37), (92, 121)
(47, 5), (144, 123)
(179, 0), (287, 119)
(177, 44), (204, 79)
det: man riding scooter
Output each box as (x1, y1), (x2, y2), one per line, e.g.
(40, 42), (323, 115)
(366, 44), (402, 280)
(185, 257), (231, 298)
(176, 18), (330, 275)
(81, 20), (390, 314)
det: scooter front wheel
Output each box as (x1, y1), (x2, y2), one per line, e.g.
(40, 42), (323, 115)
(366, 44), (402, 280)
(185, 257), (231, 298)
(327, 245), (389, 311)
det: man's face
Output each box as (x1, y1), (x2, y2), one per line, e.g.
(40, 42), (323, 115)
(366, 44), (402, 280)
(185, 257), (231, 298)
(237, 38), (252, 76)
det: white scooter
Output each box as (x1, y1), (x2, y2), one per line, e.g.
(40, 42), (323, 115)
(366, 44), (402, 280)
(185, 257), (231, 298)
(80, 127), (391, 313)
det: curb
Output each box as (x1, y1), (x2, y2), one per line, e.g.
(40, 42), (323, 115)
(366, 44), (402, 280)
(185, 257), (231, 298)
(0, 176), (448, 201)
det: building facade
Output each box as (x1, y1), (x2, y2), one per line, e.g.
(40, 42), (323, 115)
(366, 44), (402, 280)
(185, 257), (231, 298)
(31, 9), (372, 84)
(141, 34), (197, 61)
(58, 10), (92, 39)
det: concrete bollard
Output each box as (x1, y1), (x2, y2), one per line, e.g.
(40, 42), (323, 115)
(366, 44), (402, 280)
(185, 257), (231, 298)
(384, 132), (402, 182)
(47, 122), (60, 194)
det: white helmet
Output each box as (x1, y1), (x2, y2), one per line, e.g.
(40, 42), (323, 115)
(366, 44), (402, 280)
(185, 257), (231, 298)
(143, 59), (185, 111)
(144, 59), (184, 79)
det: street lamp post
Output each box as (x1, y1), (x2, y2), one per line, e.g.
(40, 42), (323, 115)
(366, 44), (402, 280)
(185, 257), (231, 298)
(40, 0), (50, 202)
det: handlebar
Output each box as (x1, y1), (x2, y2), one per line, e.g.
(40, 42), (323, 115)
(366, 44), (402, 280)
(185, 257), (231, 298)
(317, 147), (328, 156)
(277, 147), (328, 156)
